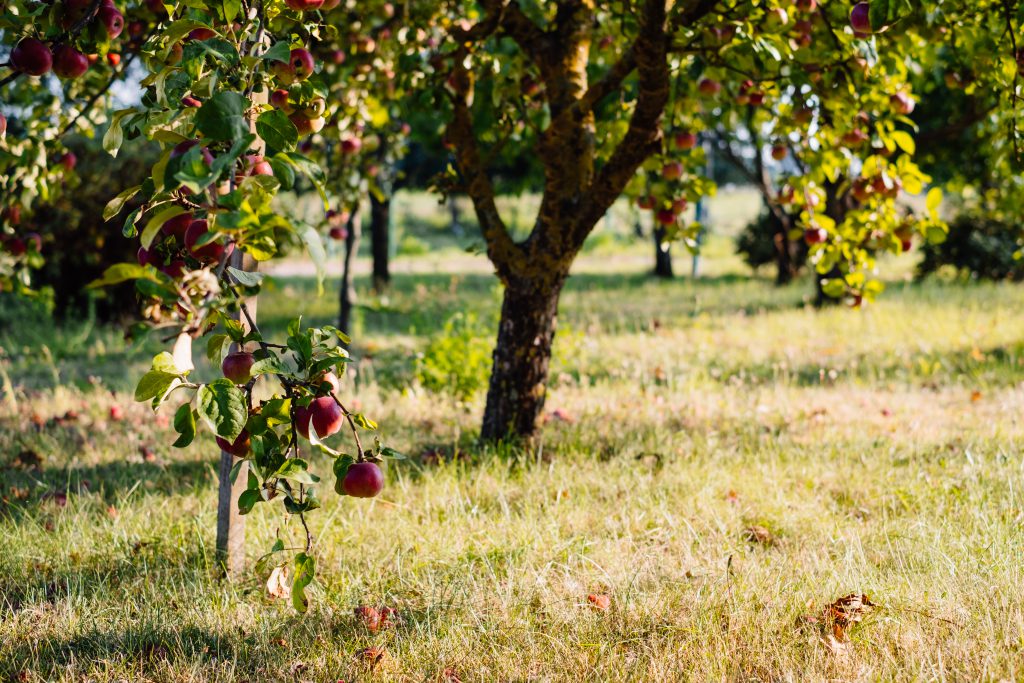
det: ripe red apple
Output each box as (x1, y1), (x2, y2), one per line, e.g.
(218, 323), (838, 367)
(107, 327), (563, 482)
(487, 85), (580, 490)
(166, 42), (184, 65)
(11, 38), (53, 76)
(269, 88), (293, 112)
(671, 198), (687, 214)
(289, 112), (325, 136)
(185, 219), (225, 262)
(673, 131), (697, 150)
(296, 396), (344, 439)
(244, 155), (273, 176)
(851, 178), (872, 202)
(5, 237), (26, 256)
(796, 0), (816, 10)
(889, 92), (915, 115)
(771, 145), (788, 161)
(285, 0), (323, 9)
(53, 45), (89, 79)
(221, 351), (255, 384)
(161, 259), (187, 278)
(0, 114), (6, 137)
(188, 27), (216, 41)
(109, 405), (124, 421)
(342, 462), (384, 498)
(145, 0), (166, 14)
(803, 226), (828, 244)
(171, 140), (215, 166)
(340, 136), (362, 155)
(303, 97), (326, 118)
(59, 151), (77, 171)
(316, 371), (341, 394)
(216, 430), (251, 456)
(655, 209), (676, 226)
(794, 19), (814, 35)
(161, 212), (193, 241)
(698, 78), (721, 96)
(329, 226), (348, 240)
(107, 52), (121, 67)
(747, 91), (765, 106)
(271, 48), (315, 84)
(849, 2), (872, 34)
(98, 6), (125, 38)
(841, 128), (867, 146)
(661, 161), (683, 181)
(636, 195), (656, 210)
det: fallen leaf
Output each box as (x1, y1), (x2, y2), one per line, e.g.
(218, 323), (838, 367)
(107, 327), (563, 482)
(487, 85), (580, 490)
(356, 646), (386, 670)
(587, 593), (611, 610)
(267, 566), (291, 600)
(440, 666), (463, 682)
(743, 525), (774, 545)
(354, 605), (381, 632)
(12, 449), (42, 470)
(970, 390), (982, 402)
(824, 592), (875, 642)
(379, 605), (399, 628)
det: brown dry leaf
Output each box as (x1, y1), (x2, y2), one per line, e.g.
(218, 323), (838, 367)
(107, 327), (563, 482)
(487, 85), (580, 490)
(970, 346), (986, 362)
(379, 605), (399, 628)
(971, 390), (983, 402)
(554, 488), (570, 501)
(824, 593), (875, 642)
(272, 637), (288, 648)
(13, 449), (42, 470)
(743, 525), (774, 545)
(267, 566), (291, 600)
(356, 646), (386, 671)
(587, 593), (611, 610)
(439, 666), (463, 682)
(354, 605), (381, 633)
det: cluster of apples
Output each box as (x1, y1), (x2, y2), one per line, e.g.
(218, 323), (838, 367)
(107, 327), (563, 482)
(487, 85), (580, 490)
(218, 352), (383, 497)
(266, 49), (328, 136)
(0, 205), (42, 258)
(136, 209), (232, 279)
(10, 0), (125, 79)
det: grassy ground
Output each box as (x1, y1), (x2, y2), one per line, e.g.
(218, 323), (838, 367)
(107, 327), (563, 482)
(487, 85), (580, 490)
(2, 197), (1024, 681)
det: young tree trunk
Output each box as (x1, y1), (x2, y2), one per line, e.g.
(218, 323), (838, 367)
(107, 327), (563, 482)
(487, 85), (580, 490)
(770, 212), (796, 286)
(480, 272), (566, 441)
(369, 192), (391, 291)
(338, 206), (361, 334)
(653, 226), (673, 278)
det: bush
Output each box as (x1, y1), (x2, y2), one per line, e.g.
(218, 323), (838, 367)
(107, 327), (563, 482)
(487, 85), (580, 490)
(29, 136), (158, 320)
(415, 312), (493, 401)
(397, 234), (431, 256)
(917, 212), (1024, 281)
(735, 209), (807, 273)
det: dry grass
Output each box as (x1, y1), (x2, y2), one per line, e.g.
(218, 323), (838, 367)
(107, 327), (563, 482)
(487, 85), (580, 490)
(2, 241), (1024, 681)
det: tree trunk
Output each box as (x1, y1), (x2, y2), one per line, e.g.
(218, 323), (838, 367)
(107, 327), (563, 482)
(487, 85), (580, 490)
(771, 212), (796, 286)
(338, 206), (361, 334)
(369, 193), (390, 291)
(653, 226), (673, 278)
(480, 272), (566, 442)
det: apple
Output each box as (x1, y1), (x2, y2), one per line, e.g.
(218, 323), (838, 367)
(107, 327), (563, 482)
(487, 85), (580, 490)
(5, 237), (26, 256)
(109, 405), (124, 421)
(329, 226), (348, 240)
(185, 219), (225, 262)
(778, 185), (795, 204)
(794, 106), (814, 125)
(328, 48), (346, 64)
(171, 140), (215, 166)
(841, 129), (867, 146)
(269, 88), (293, 112)
(671, 198), (687, 214)
(98, 6), (124, 39)
(747, 91), (765, 106)
(698, 78), (721, 96)
(289, 112), (324, 135)
(271, 48), (315, 84)
(673, 131), (697, 150)
(222, 351), (255, 384)
(340, 136), (362, 155)
(181, 95), (201, 107)
(944, 71), (962, 89)
(771, 145), (788, 161)
(655, 209), (676, 226)
(636, 195), (656, 210)
(316, 371), (342, 394)
(11, 38), (53, 76)
(803, 226), (828, 244)
(216, 430), (251, 456)
(161, 212), (193, 241)
(128, 20), (146, 38)
(303, 97), (326, 118)
(244, 155), (274, 176)
(285, 0), (323, 10)
(849, 2), (872, 34)
(24, 232), (42, 252)
(166, 42), (184, 65)
(662, 161), (683, 181)
(137, 246), (150, 265)
(296, 396), (344, 439)
(355, 36), (375, 53)
(3, 206), (21, 225)
(53, 45), (89, 79)
(188, 28), (217, 41)
(598, 35), (614, 50)
(794, 19), (814, 35)
(60, 152), (77, 171)
(342, 462), (383, 498)
(107, 52), (121, 67)
(851, 178), (872, 202)
(0, 114), (6, 137)
(889, 92), (915, 115)
(796, 0), (816, 11)
(145, 0), (166, 14)
(161, 259), (187, 278)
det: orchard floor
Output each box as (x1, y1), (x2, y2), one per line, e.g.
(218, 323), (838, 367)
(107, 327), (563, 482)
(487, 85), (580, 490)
(2, 250), (1024, 680)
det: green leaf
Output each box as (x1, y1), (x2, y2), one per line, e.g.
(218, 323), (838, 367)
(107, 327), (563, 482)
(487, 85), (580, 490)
(261, 398), (292, 426)
(926, 187), (943, 213)
(141, 205), (189, 249)
(299, 223), (327, 288)
(195, 91), (251, 142)
(380, 446), (406, 460)
(238, 488), (261, 515)
(256, 109), (299, 156)
(172, 403), (197, 448)
(351, 413), (378, 430)
(122, 207), (142, 238)
(251, 356), (287, 377)
(261, 41), (291, 63)
(135, 352), (186, 403)
(292, 552), (315, 612)
(206, 333), (230, 361)
(87, 263), (154, 289)
(891, 130), (915, 155)
(219, 0), (241, 23)
(103, 185), (141, 221)
(197, 379), (248, 440)
(274, 458), (319, 485)
(103, 109), (136, 156)
(227, 266), (265, 287)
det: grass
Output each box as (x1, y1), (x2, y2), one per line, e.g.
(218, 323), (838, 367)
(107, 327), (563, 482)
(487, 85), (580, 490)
(2, 193), (1024, 680)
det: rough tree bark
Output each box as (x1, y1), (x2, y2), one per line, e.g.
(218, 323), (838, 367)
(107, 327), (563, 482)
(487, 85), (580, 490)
(446, 0), (711, 441)
(369, 192), (390, 291)
(338, 206), (361, 334)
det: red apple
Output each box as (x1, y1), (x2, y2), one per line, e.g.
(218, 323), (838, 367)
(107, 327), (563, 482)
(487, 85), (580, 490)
(671, 198), (687, 214)
(185, 219), (225, 262)
(803, 226), (828, 244)
(342, 462), (383, 498)
(285, 0), (323, 9)
(662, 161), (683, 181)
(0, 114), (6, 137)
(796, 0), (816, 11)
(171, 140), (215, 166)
(637, 195), (656, 210)
(188, 27), (216, 41)
(289, 112), (325, 135)
(849, 2), (872, 34)
(889, 92), (915, 115)
(673, 131), (697, 150)
(59, 151), (77, 171)
(53, 45), (89, 79)
(271, 48), (315, 84)
(295, 396), (344, 439)
(794, 106), (814, 124)
(316, 371), (341, 394)
(107, 52), (121, 67)
(340, 136), (362, 155)
(269, 88), (293, 112)
(137, 246), (150, 265)
(166, 42), (184, 65)
(698, 78), (721, 96)
(655, 209), (676, 226)
(24, 232), (42, 253)
(109, 405), (124, 421)
(161, 259), (187, 278)
(11, 38), (52, 76)
(98, 6), (125, 38)
(221, 351), (255, 384)
(329, 226), (349, 241)
(216, 430), (251, 456)
(841, 129), (867, 146)
(161, 212), (193, 241)
(771, 145), (788, 161)
(181, 95), (201, 107)
(244, 155), (273, 176)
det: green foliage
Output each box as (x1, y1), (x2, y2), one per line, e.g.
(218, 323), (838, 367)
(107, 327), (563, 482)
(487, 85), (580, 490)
(416, 312), (492, 402)
(917, 212), (1024, 282)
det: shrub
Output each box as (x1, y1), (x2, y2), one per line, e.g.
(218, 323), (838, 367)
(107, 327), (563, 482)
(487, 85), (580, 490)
(917, 212), (1024, 281)
(397, 234), (431, 256)
(735, 209), (808, 273)
(416, 312), (493, 401)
